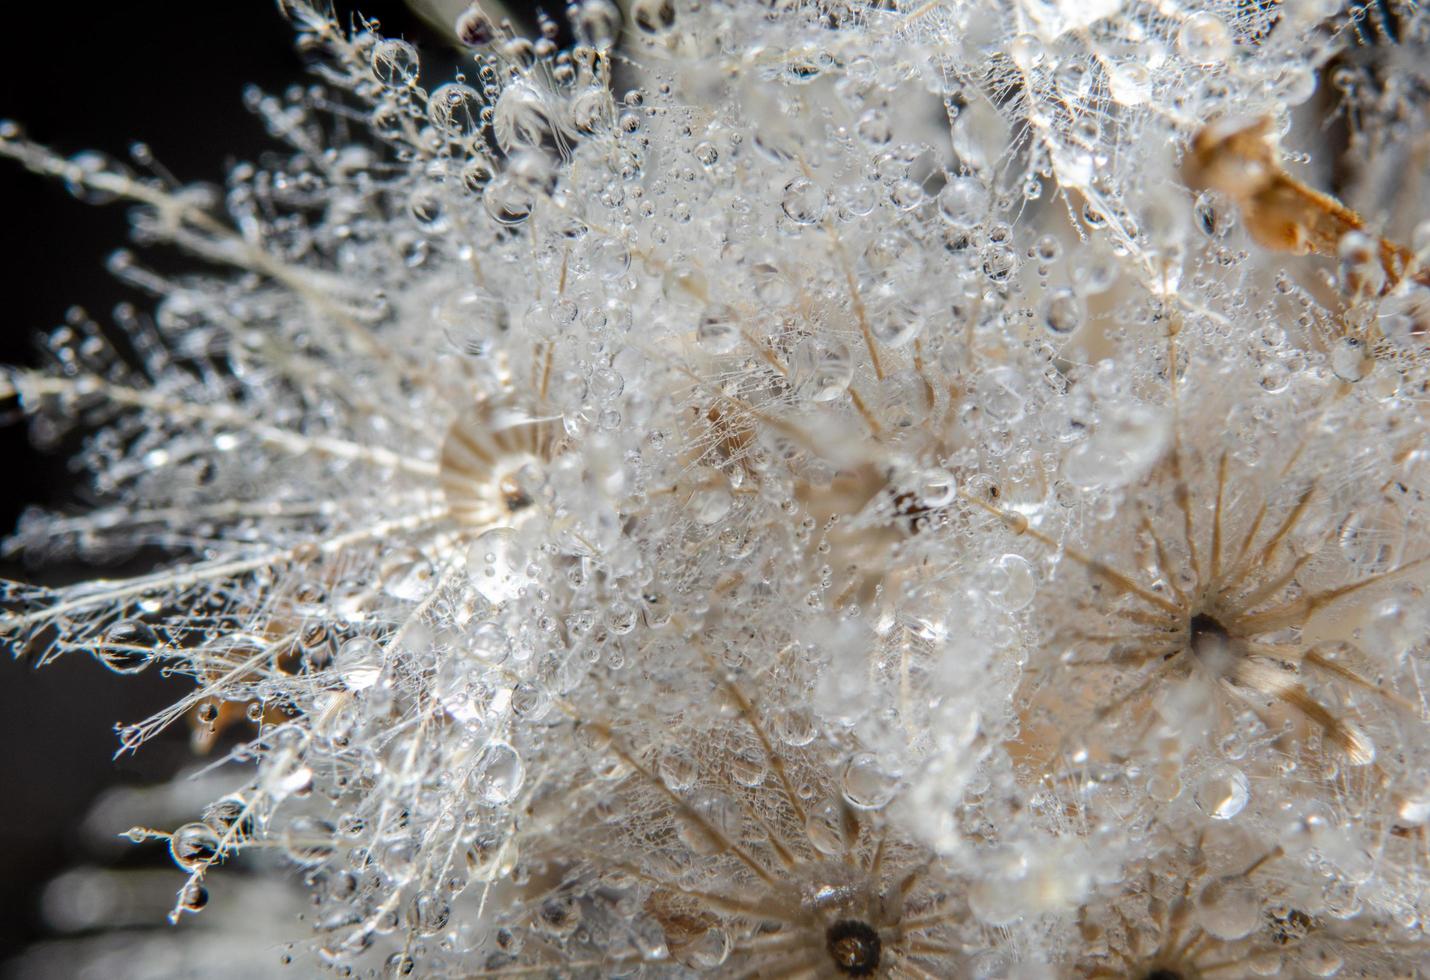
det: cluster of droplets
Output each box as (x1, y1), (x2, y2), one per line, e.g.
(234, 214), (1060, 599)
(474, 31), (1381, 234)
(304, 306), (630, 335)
(2, 0), (1430, 977)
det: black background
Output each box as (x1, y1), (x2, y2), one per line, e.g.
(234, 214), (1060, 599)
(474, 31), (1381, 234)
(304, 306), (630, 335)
(0, 0), (536, 961)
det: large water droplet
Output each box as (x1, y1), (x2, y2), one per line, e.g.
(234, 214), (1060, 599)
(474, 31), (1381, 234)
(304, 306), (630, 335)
(841, 753), (898, 809)
(1194, 765), (1250, 820)
(471, 741), (525, 805)
(1178, 13), (1232, 63)
(1196, 875), (1260, 939)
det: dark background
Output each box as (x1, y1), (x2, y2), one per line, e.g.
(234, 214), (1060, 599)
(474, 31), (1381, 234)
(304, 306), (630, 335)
(0, 0), (535, 961)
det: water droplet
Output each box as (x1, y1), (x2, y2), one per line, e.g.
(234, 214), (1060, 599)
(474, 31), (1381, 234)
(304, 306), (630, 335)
(937, 176), (989, 229)
(689, 478), (733, 525)
(370, 39), (419, 88)
(174, 880), (209, 915)
(781, 177), (827, 224)
(678, 791), (743, 854)
(696, 305), (742, 353)
(338, 636), (383, 691)
(170, 822), (220, 872)
(841, 753), (898, 809)
(660, 745), (699, 791)
(631, 0), (675, 34)
(1195, 765), (1250, 820)
(98, 620), (157, 673)
(805, 798), (849, 855)
(471, 741), (525, 805)
(1330, 336), (1370, 382)
(575, 0), (622, 49)
(1196, 875), (1261, 939)
(986, 554), (1037, 611)
(407, 891), (451, 936)
(380, 546), (434, 601)
(283, 815), (336, 865)
(1041, 287), (1084, 335)
(1179, 13), (1232, 63)
(729, 744), (768, 787)
(1299, 939), (1344, 976)
(428, 83), (484, 139)
(794, 339), (853, 402)
(467, 528), (534, 603)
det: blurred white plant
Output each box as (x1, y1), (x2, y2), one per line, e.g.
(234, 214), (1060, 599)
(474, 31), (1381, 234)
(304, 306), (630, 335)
(2, 0), (1429, 976)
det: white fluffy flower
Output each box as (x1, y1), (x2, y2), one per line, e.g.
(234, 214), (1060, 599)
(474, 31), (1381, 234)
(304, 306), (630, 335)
(2, 0), (1428, 976)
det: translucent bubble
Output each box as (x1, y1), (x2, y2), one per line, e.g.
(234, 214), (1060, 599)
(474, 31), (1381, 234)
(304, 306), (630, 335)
(1062, 404), (1169, 490)
(1330, 336), (1370, 382)
(338, 637), (383, 692)
(170, 822), (220, 872)
(1008, 33), (1044, 70)
(471, 741), (525, 805)
(1179, 13), (1232, 63)
(794, 339), (853, 402)
(686, 926), (732, 968)
(982, 244), (1018, 283)
(370, 39), (419, 88)
(841, 753), (899, 810)
(1377, 285), (1430, 351)
(979, 366), (1027, 424)
(1107, 62), (1150, 105)
(729, 744), (768, 787)
(1041, 287), (1084, 334)
(493, 83), (555, 154)
(937, 176), (989, 229)
(467, 528), (534, 603)
(98, 620), (157, 674)
(1338, 230), (1385, 295)
(689, 481), (732, 526)
(428, 83), (484, 139)
(776, 705), (818, 746)
(631, 0), (675, 34)
(1196, 875), (1261, 940)
(986, 554), (1037, 611)
(696, 305), (742, 353)
(283, 815), (337, 865)
(575, 0), (621, 49)
(1074, 248), (1119, 294)
(916, 469), (958, 508)
(781, 177), (827, 224)
(805, 799), (848, 855)
(856, 108), (892, 145)
(454, 7), (496, 46)
(178, 881), (209, 912)
(870, 297), (925, 348)
(380, 546), (434, 600)
(1298, 940), (1343, 977)
(1194, 765), (1250, 820)
(659, 745), (699, 791)
(678, 791), (743, 854)
(465, 620), (510, 664)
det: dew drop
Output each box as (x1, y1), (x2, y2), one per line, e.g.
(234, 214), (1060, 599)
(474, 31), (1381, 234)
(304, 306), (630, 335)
(1178, 13), (1232, 63)
(99, 620), (157, 674)
(1329, 336), (1370, 382)
(471, 741), (525, 805)
(841, 753), (898, 810)
(1196, 875), (1261, 939)
(781, 177), (827, 224)
(937, 176), (989, 229)
(696, 305), (742, 353)
(1194, 765), (1250, 820)
(170, 822), (220, 872)
(1041, 286), (1084, 335)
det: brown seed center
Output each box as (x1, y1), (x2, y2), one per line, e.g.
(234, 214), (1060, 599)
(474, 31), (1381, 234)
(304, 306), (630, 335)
(826, 919), (881, 976)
